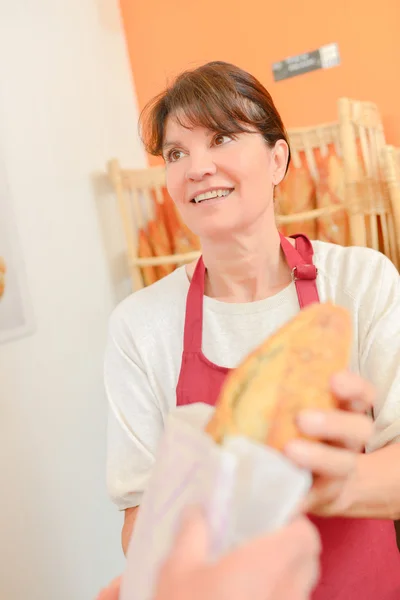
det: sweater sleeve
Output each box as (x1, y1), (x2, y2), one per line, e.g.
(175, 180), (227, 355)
(359, 255), (400, 452)
(104, 308), (164, 510)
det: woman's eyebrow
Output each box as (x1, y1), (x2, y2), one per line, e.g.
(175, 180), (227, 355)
(162, 140), (181, 151)
(162, 128), (217, 152)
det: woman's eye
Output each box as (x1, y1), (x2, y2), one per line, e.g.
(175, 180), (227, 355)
(214, 134), (232, 146)
(167, 149), (184, 162)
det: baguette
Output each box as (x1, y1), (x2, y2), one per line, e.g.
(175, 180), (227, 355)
(205, 302), (352, 451)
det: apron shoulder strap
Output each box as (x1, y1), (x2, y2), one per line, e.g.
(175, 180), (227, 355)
(279, 233), (320, 308)
(182, 257), (204, 352)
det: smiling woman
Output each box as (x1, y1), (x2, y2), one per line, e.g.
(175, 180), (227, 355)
(105, 61), (400, 600)
(139, 62), (290, 242)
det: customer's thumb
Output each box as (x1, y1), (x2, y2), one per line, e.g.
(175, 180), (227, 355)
(168, 507), (209, 570)
(96, 576), (121, 600)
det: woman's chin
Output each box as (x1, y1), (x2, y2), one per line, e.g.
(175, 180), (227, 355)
(189, 213), (265, 242)
(193, 224), (243, 243)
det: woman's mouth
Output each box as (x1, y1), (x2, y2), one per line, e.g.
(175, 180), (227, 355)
(190, 188), (234, 204)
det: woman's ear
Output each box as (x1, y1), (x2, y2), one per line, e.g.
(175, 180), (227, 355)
(271, 140), (289, 186)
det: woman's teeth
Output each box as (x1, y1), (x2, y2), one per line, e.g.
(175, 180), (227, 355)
(192, 189), (233, 203)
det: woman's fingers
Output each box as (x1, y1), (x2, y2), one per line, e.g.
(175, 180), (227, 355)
(296, 409), (374, 451)
(283, 372), (377, 520)
(331, 371), (376, 412)
(284, 372), (375, 475)
(285, 438), (357, 477)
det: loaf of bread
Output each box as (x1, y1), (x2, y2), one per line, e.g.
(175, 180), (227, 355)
(205, 302), (352, 451)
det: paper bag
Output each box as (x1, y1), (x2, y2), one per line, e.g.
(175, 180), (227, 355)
(120, 403), (312, 600)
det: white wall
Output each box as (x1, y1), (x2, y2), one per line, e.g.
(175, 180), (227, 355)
(0, 1), (145, 598)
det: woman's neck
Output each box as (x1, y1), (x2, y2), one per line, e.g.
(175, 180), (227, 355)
(199, 224), (293, 303)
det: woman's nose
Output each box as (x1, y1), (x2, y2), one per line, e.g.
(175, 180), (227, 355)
(185, 152), (217, 181)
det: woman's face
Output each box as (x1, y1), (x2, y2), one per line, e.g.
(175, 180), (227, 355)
(163, 115), (288, 240)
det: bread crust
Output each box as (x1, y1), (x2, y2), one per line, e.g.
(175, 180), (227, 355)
(205, 302), (352, 451)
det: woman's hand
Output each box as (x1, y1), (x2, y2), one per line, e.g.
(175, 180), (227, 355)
(284, 371), (375, 517)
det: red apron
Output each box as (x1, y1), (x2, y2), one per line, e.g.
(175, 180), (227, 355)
(176, 233), (400, 599)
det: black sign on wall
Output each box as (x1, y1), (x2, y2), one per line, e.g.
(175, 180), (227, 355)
(272, 43), (340, 82)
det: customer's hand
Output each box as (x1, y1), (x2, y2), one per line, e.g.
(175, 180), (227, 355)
(97, 576), (120, 600)
(97, 510), (320, 600)
(154, 509), (320, 600)
(285, 370), (374, 517)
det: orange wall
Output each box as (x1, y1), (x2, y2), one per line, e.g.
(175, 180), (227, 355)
(120, 0), (400, 163)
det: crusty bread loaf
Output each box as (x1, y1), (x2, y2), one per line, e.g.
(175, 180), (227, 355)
(205, 302), (352, 451)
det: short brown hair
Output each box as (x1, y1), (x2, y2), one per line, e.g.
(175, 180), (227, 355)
(139, 61), (291, 170)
